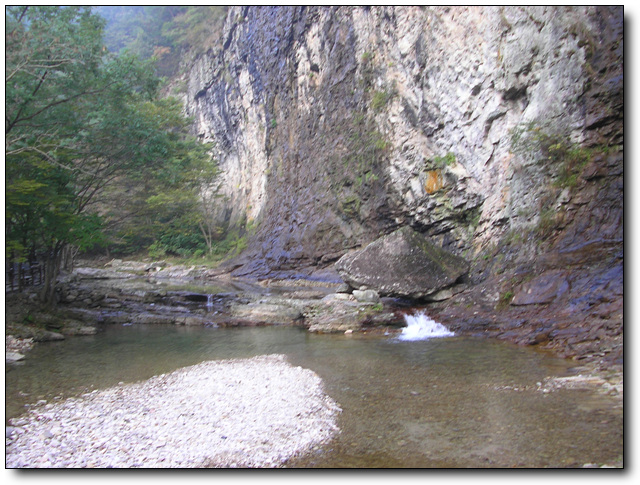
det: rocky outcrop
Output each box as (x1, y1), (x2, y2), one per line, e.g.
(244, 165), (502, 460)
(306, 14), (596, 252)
(28, 264), (401, 334)
(335, 226), (469, 300)
(182, 6), (622, 281)
(173, 5), (623, 365)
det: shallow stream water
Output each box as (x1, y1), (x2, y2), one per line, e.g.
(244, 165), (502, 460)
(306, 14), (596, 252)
(5, 324), (623, 468)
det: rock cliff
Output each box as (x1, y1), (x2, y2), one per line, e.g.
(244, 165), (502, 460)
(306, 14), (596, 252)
(180, 6), (622, 287)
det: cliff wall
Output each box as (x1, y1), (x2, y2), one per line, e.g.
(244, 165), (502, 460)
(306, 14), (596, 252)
(181, 6), (622, 280)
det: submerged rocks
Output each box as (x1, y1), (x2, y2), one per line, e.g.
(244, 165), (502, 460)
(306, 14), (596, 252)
(335, 227), (469, 300)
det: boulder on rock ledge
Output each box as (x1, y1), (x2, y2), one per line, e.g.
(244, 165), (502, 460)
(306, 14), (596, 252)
(335, 226), (469, 300)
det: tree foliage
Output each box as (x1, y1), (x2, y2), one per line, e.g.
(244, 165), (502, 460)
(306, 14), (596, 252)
(5, 6), (216, 305)
(94, 6), (228, 78)
(162, 6), (228, 55)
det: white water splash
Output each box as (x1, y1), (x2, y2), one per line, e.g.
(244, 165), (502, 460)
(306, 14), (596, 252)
(398, 312), (454, 341)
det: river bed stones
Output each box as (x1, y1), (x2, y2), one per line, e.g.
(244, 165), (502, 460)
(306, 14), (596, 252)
(6, 335), (34, 355)
(6, 351), (26, 363)
(335, 226), (470, 300)
(6, 354), (341, 468)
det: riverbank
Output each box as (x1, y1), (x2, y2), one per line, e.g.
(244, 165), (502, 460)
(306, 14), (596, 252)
(4, 260), (623, 468)
(6, 354), (340, 468)
(4, 257), (623, 409)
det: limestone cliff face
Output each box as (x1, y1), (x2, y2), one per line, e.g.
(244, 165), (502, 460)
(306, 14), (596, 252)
(182, 6), (622, 278)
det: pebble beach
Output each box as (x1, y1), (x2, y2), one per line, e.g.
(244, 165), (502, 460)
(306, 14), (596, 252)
(5, 354), (341, 468)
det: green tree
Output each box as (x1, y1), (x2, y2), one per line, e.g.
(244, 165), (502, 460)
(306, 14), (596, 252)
(94, 6), (227, 79)
(95, 6), (228, 78)
(110, 103), (220, 259)
(162, 6), (227, 56)
(5, 6), (215, 305)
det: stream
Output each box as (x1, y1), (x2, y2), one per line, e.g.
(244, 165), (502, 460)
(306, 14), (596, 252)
(6, 320), (623, 468)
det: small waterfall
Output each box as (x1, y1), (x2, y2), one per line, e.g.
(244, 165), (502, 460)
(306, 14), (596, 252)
(398, 312), (454, 341)
(206, 294), (214, 311)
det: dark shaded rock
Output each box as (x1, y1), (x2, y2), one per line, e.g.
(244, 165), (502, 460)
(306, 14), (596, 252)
(511, 270), (570, 306)
(335, 227), (470, 300)
(549, 327), (588, 340)
(33, 330), (65, 342)
(527, 329), (552, 345)
(362, 312), (405, 327)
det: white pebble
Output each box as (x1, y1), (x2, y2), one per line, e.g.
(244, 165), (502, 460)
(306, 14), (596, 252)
(6, 354), (340, 469)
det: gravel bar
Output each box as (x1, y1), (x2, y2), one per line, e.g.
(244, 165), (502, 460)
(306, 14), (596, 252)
(6, 354), (341, 468)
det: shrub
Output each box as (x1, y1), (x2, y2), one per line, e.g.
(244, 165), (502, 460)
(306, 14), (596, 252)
(371, 90), (389, 112)
(496, 290), (514, 310)
(431, 152), (457, 169)
(509, 121), (592, 189)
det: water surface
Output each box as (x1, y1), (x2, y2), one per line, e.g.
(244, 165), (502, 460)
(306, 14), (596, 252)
(5, 324), (623, 468)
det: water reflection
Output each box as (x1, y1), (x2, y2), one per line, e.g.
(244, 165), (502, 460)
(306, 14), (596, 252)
(5, 325), (622, 468)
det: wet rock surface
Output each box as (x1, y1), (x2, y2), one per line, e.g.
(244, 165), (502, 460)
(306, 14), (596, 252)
(5, 247), (622, 366)
(5, 261), (405, 344)
(428, 257), (623, 367)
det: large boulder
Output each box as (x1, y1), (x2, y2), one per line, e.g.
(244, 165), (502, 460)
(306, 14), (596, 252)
(335, 226), (469, 300)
